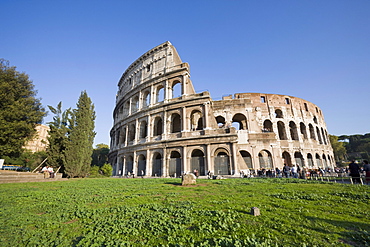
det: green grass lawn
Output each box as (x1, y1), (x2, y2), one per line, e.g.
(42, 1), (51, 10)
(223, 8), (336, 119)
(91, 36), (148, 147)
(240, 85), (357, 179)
(1, 178), (369, 246)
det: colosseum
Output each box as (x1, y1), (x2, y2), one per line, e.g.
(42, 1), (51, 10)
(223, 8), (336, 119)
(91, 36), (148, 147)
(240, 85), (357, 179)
(109, 41), (335, 177)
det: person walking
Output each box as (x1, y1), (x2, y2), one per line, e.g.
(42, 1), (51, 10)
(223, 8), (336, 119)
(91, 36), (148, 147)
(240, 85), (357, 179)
(283, 164), (291, 178)
(349, 160), (361, 184)
(363, 160), (370, 185)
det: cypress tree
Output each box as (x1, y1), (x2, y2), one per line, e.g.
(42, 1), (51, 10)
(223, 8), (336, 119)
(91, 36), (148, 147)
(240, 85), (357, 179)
(64, 91), (96, 178)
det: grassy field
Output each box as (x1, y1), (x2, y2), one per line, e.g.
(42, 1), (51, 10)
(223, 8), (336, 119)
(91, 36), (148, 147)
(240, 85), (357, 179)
(1, 178), (369, 246)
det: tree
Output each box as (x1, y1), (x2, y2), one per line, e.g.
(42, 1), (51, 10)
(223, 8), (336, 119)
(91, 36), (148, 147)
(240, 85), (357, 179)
(329, 135), (347, 163)
(0, 59), (46, 158)
(64, 91), (96, 178)
(91, 143), (110, 167)
(47, 102), (71, 171)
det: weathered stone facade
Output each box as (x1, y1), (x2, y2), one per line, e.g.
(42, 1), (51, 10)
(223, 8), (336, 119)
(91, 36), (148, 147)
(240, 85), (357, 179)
(109, 41), (334, 177)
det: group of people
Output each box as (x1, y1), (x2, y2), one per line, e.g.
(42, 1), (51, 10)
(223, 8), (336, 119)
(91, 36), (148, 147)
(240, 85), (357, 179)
(41, 165), (55, 178)
(348, 160), (370, 184)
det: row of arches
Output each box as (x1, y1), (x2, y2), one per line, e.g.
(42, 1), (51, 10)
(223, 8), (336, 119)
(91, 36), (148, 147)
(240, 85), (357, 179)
(116, 81), (182, 119)
(240, 150), (334, 169)
(263, 120), (329, 144)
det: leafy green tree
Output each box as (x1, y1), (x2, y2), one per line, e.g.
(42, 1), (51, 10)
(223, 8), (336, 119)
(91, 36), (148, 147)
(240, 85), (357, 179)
(64, 91), (96, 178)
(329, 135), (347, 163)
(91, 143), (110, 167)
(47, 102), (71, 171)
(0, 59), (46, 158)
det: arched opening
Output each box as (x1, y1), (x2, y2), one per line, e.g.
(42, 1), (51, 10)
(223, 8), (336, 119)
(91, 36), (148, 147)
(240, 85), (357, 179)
(116, 130), (120, 145)
(240, 151), (253, 169)
(171, 81), (182, 99)
(232, 113), (247, 130)
(282, 151), (292, 166)
(171, 113), (181, 133)
(263, 120), (273, 132)
(142, 91), (150, 108)
(277, 121), (287, 140)
(131, 96), (139, 112)
(294, 152), (304, 167)
(316, 127), (323, 144)
(190, 111), (203, 131)
(156, 86), (164, 103)
(307, 153), (314, 168)
(289, 121), (299, 141)
(275, 109), (283, 118)
(322, 154), (328, 168)
(138, 154), (146, 176)
(300, 122), (308, 139)
(152, 153), (162, 177)
(128, 123), (136, 142)
(214, 149), (231, 175)
(120, 127), (126, 144)
(125, 156), (134, 175)
(316, 153), (321, 167)
(153, 117), (163, 136)
(169, 151), (182, 177)
(124, 101), (130, 116)
(191, 149), (205, 175)
(313, 116), (318, 124)
(216, 116), (226, 128)
(309, 124), (316, 140)
(321, 128), (327, 145)
(139, 120), (147, 138)
(259, 150), (273, 169)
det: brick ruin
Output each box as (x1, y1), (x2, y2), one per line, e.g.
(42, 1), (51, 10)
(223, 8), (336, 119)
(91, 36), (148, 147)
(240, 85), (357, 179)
(109, 41), (334, 177)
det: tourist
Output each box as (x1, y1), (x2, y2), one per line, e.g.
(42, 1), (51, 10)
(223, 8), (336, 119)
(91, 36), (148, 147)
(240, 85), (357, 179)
(48, 166), (54, 178)
(240, 170), (245, 178)
(275, 167), (281, 178)
(41, 165), (49, 179)
(348, 160), (361, 184)
(291, 165), (298, 178)
(296, 164), (301, 178)
(363, 160), (370, 185)
(283, 164), (290, 178)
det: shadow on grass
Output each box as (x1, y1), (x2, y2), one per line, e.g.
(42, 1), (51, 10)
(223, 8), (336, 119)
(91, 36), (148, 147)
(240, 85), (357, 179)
(164, 181), (182, 186)
(305, 216), (370, 246)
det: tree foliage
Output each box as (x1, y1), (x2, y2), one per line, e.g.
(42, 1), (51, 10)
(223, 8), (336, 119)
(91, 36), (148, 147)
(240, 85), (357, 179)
(0, 59), (46, 158)
(91, 143), (110, 167)
(63, 91), (96, 178)
(329, 135), (347, 163)
(338, 133), (370, 160)
(46, 102), (71, 171)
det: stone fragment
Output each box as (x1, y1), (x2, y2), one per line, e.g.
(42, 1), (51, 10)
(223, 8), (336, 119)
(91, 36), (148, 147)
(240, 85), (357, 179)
(251, 207), (260, 216)
(182, 173), (196, 186)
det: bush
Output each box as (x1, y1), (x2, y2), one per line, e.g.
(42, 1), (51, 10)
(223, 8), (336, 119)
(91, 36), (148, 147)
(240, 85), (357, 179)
(89, 163), (112, 178)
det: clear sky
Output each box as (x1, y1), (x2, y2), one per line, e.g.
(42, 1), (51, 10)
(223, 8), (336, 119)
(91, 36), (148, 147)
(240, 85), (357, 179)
(1, 0), (369, 146)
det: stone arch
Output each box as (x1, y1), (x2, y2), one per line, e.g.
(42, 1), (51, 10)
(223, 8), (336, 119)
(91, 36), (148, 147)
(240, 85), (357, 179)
(137, 154), (146, 175)
(289, 121), (299, 141)
(128, 123), (136, 142)
(214, 148), (231, 175)
(282, 151), (292, 166)
(300, 122), (308, 139)
(153, 116), (163, 136)
(142, 90), (150, 108)
(277, 121), (287, 140)
(321, 127), (327, 145)
(120, 126), (126, 144)
(171, 80), (182, 99)
(240, 150), (253, 169)
(152, 152), (162, 177)
(131, 95), (139, 113)
(124, 101), (130, 116)
(232, 113), (248, 130)
(169, 151), (182, 177)
(315, 153), (321, 167)
(263, 119), (273, 132)
(275, 109), (283, 118)
(316, 127), (323, 144)
(139, 120), (147, 138)
(322, 154), (328, 168)
(307, 153), (314, 168)
(190, 149), (205, 176)
(216, 116), (226, 128)
(156, 85), (165, 103)
(259, 150), (273, 169)
(190, 110), (203, 131)
(171, 113), (181, 133)
(309, 124), (316, 140)
(294, 152), (304, 167)
(125, 155), (134, 175)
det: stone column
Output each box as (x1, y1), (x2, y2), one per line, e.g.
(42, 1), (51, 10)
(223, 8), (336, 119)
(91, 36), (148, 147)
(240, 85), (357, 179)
(181, 107), (187, 132)
(146, 115), (152, 142)
(182, 146), (188, 173)
(231, 142), (238, 175)
(146, 149), (151, 176)
(133, 151), (137, 176)
(206, 144), (212, 173)
(162, 147), (167, 177)
(203, 101), (211, 130)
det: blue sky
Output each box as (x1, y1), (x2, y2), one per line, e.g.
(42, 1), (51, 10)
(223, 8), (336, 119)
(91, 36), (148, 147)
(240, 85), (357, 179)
(1, 0), (369, 146)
